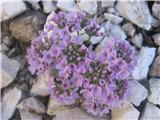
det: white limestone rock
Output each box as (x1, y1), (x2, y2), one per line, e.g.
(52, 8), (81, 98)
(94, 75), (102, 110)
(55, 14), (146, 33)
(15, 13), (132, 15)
(152, 1), (160, 20)
(122, 23), (135, 37)
(149, 56), (160, 77)
(30, 72), (50, 96)
(116, 1), (152, 30)
(104, 13), (123, 24)
(42, 1), (56, 14)
(101, 0), (115, 7)
(132, 47), (156, 80)
(129, 80), (148, 106)
(153, 33), (160, 46)
(27, 0), (40, 10)
(17, 97), (46, 114)
(1, 53), (20, 88)
(78, 0), (97, 15)
(131, 33), (143, 48)
(1, 2), (27, 21)
(1, 87), (22, 120)
(57, 0), (80, 12)
(112, 101), (140, 120)
(148, 78), (160, 105)
(140, 102), (160, 120)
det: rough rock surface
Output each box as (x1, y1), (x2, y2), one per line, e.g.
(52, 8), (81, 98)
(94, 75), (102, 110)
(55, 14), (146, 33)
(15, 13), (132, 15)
(131, 33), (143, 48)
(101, 0), (115, 7)
(152, 33), (160, 46)
(1, 87), (22, 120)
(140, 102), (160, 120)
(9, 10), (46, 43)
(30, 73), (50, 96)
(152, 1), (160, 20)
(116, 1), (152, 30)
(17, 97), (46, 114)
(132, 47), (156, 80)
(149, 56), (160, 77)
(112, 101), (140, 120)
(129, 80), (148, 106)
(42, 1), (56, 14)
(122, 23), (135, 37)
(1, 53), (20, 88)
(148, 78), (160, 105)
(104, 13), (123, 24)
(1, 2), (27, 21)
(19, 109), (42, 120)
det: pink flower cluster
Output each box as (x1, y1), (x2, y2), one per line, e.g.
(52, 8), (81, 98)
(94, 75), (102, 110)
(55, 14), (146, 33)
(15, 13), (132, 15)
(26, 12), (138, 116)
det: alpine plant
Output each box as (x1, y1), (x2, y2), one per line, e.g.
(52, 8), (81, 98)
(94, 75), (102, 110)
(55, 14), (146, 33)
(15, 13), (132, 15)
(26, 11), (138, 116)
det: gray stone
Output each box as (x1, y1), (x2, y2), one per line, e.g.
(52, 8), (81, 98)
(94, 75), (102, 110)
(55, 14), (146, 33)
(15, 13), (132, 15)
(129, 80), (148, 106)
(140, 102), (160, 120)
(42, 1), (56, 14)
(152, 1), (160, 20)
(17, 97), (46, 114)
(1, 87), (22, 120)
(19, 109), (42, 120)
(1, 53), (20, 88)
(2, 36), (13, 47)
(1, 2), (27, 21)
(149, 56), (160, 77)
(104, 13), (123, 24)
(101, 0), (115, 7)
(148, 78), (160, 105)
(122, 23), (135, 37)
(112, 101), (139, 120)
(131, 33), (143, 48)
(27, 0), (40, 10)
(78, 0), (97, 15)
(153, 33), (160, 46)
(116, 1), (152, 30)
(9, 10), (46, 43)
(132, 47), (156, 80)
(158, 47), (160, 55)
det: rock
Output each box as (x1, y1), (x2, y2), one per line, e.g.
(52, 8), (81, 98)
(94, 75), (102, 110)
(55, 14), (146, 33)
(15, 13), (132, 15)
(47, 97), (68, 116)
(54, 107), (106, 120)
(1, 2), (27, 21)
(2, 36), (13, 47)
(30, 72), (50, 96)
(78, 0), (97, 15)
(116, 1), (152, 30)
(152, 1), (160, 20)
(131, 33), (143, 48)
(140, 102), (160, 120)
(104, 22), (127, 40)
(1, 43), (9, 52)
(158, 47), (160, 55)
(132, 47), (156, 80)
(101, 0), (115, 7)
(19, 109), (42, 120)
(148, 78), (160, 105)
(122, 23), (135, 37)
(57, 0), (80, 12)
(1, 53), (20, 88)
(17, 97), (46, 114)
(1, 87), (22, 120)
(104, 13), (123, 24)
(9, 10), (46, 43)
(129, 80), (148, 106)
(149, 56), (160, 77)
(27, 0), (40, 10)
(42, 1), (56, 14)
(152, 33), (160, 46)
(111, 101), (140, 120)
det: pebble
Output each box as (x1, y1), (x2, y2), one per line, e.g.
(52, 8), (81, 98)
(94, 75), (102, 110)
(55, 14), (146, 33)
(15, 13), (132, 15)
(17, 97), (46, 114)
(116, 1), (152, 30)
(122, 23), (136, 37)
(104, 13), (123, 24)
(129, 80), (148, 106)
(152, 33), (160, 46)
(101, 0), (115, 7)
(1, 2), (27, 21)
(148, 78), (160, 105)
(130, 33), (143, 48)
(111, 101), (140, 120)
(158, 47), (160, 55)
(1, 43), (9, 52)
(42, 1), (56, 14)
(9, 10), (46, 43)
(152, 1), (160, 20)
(19, 109), (42, 120)
(132, 47), (156, 80)
(30, 72), (50, 97)
(78, 0), (97, 15)
(149, 56), (160, 77)
(2, 36), (13, 47)
(1, 53), (20, 88)
(57, 0), (80, 12)
(27, 0), (40, 10)
(1, 87), (22, 120)
(140, 102), (160, 120)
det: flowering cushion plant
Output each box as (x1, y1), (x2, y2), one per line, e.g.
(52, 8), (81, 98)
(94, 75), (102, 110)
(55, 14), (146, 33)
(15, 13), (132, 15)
(26, 11), (138, 116)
